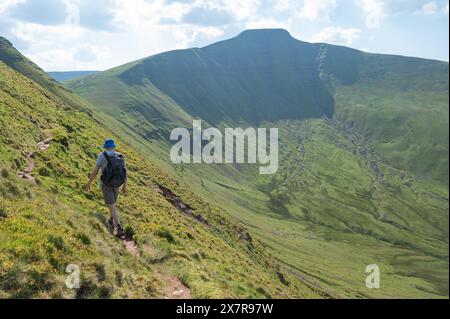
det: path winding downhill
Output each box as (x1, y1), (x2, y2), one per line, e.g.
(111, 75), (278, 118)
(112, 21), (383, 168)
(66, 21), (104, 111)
(18, 134), (191, 298)
(18, 136), (53, 183)
(18, 152), (36, 183)
(122, 235), (191, 299)
(160, 273), (191, 299)
(110, 184), (191, 298)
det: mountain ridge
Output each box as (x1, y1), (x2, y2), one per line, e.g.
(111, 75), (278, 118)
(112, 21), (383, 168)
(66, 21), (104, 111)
(68, 29), (449, 184)
(0, 37), (320, 298)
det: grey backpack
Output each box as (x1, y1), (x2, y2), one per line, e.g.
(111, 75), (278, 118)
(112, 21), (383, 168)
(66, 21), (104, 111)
(101, 152), (126, 188)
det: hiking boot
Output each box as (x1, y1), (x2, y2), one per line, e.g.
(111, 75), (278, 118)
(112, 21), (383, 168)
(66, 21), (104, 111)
(114, 224), (126, 239)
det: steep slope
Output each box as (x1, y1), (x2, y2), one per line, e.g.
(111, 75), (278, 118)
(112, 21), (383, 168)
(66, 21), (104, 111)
(117, 29), (334, 125)
(247, 119), (448, 297)
(0, 37), (94, 115)
(318, 46), (449, 183)
(69, 29), (449, 184)
(68, 29), (334, 128)
(67, 29), (449, 298)
(0, 38), (322, 298)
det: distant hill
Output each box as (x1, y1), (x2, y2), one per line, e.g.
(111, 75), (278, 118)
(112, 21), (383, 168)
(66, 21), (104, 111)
(48, 71), (98, 83)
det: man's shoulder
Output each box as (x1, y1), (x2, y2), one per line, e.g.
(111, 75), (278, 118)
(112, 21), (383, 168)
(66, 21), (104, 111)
(98, 150), (123, 158)
(102, 151), (125, 159)
(96, 152), (107, 167)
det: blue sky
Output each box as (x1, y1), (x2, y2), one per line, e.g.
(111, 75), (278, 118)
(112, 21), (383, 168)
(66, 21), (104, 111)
(0, 0), (448, 71)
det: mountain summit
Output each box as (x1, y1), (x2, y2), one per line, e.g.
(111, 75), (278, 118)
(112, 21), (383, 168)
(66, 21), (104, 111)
(69, 29), (448, 182)
(232, 28), (295, 42)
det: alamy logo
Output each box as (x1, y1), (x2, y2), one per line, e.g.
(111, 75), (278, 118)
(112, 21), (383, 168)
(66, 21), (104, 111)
(170, 120), (279, 174)
(365, 264), (380, 289)
(65, 264), (80, 289)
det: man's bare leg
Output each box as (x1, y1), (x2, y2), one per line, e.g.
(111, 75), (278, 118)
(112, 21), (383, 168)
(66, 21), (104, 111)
(108, 203), (120, 230)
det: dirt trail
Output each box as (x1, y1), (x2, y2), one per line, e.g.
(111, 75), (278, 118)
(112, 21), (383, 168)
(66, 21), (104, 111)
(158, 271), (191, 299)
(123, 238), (140, 257)
(18, 136), (53, 183)
(37, 138), (53, 151)
(121, 233), (190, 298)
(18, 135), (190, 299)
(122, 240), (190, 298)
(18, 152), (36, 183)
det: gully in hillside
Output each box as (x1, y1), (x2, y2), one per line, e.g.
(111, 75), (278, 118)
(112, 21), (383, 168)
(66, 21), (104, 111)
(86, 138), (128, 238)
(170, 120), (279, 174)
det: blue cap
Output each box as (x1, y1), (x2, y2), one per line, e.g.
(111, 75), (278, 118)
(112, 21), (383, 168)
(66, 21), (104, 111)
(103, 138), (116, 149)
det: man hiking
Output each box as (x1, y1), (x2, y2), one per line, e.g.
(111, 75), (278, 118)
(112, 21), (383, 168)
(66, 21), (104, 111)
(86, 138), (127, 238)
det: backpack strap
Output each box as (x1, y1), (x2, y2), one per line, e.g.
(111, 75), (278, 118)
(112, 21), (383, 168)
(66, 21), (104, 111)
(103, 151), (112, 165)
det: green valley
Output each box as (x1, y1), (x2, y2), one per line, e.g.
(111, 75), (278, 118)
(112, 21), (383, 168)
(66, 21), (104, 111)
(1, 27), (448, 299)
(67, 29), (449, 298)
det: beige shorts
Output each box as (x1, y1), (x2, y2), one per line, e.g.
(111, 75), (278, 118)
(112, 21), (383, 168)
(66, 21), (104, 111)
(101, 185), (119, 205)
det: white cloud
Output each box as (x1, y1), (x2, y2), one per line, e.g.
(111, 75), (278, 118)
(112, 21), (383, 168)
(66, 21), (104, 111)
(299, 0), (336, 21)
(182, 6), (234, 26)
(0, 0), (25, 14)
(245, 17), (290, 29)
(274, 0), (290, 12)
(224, 0), (261, 20)
(172, 26), (224, 49)
(27, 49), (72, 70)
(312, 26), (361, 45)
(361, 1), (448, 19)
(26, 44), (110, 71)
(113, 0), (166, 31)
(357, 0), (385, 28)
(73, 44), (106, 62)
(421, 1), (439, 14)
(11, 21), (83, 45)
(63, 0), (80, 26)
(413, 1), (449, 15)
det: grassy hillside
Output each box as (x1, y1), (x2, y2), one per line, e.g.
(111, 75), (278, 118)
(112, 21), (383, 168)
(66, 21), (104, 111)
(66, 29), (449, 298)
(0, 37), (94, 116)
(158, 118), (448, 298)
(0, 42), (322, 298)
(249, 119), (448, 297)
(321, 47), (449, 184)
(67, 60), (194, 142)
(121, 29), (334, 125)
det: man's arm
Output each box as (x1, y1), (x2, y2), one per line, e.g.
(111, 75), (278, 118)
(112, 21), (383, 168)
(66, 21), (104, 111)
(121, 168), (127, 194)
(86, 166), (100, 192)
